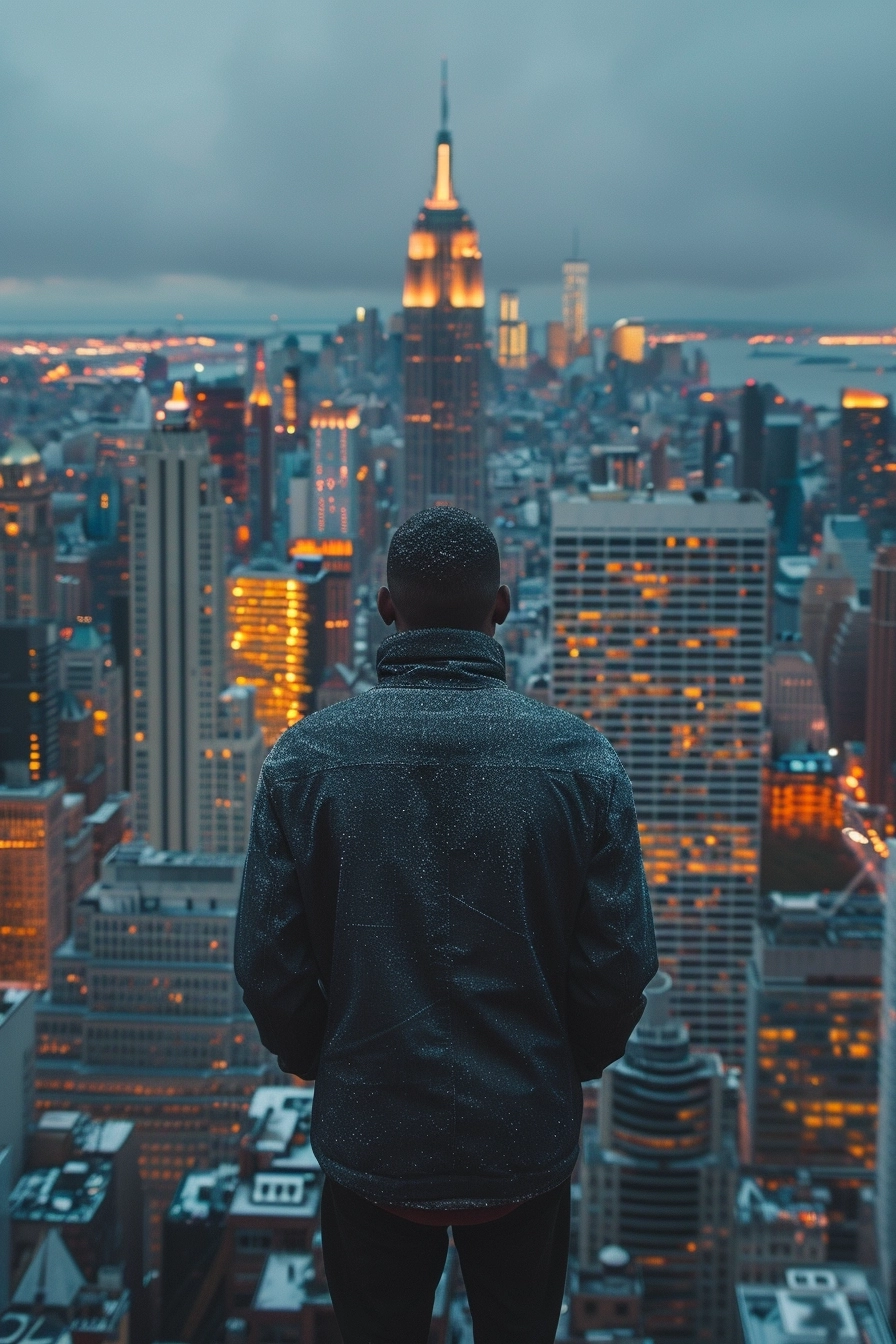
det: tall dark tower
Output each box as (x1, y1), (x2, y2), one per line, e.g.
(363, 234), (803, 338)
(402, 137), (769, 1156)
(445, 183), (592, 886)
(840, 388), (896, 541)
(402, 63), (485, 518)
(866, 543), (896, 814)
(739, 379), (765, 491)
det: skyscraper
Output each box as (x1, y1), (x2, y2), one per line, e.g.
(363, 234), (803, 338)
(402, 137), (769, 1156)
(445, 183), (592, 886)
(746, 889), (881, 1259)
(58, 622), (125, 797)
(0, 438), (54, 620)
(0, 621), (60, 784)
(764, 416), (803, 556)
(840, 389), (896, 541)
(496, 291), (528, 370)
(551, 490), (769, 1060)
(763, 646), (828, 757)
(130, 390), (263, 851)
(739, 380), (765, 491)
(702, 411), (731, 489)
(0, 776), (65, 987)
(402, 66), (485, 517)
(799, 549), (856, 679)
(191, 384), (248, 506)
(579, 972), (737, 1344)
(563, 258), (589, 356)
(609, 318), (645, 366)
(308, 401), (361, 540)
(865, 544), (896, 814)
(35, 844), (279, 1267)
(247, 342), (274, 544)
(227, 554), (328, 747)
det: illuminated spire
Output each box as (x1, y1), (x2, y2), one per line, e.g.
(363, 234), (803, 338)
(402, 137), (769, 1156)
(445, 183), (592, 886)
(248, 340), (272, 408)
(165, 380), (189, 413)
(163, 379), (191, 426)
(426, 60), (457, 209)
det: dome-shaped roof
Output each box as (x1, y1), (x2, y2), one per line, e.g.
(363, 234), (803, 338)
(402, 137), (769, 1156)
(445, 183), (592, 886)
(0, 436), (41, 466)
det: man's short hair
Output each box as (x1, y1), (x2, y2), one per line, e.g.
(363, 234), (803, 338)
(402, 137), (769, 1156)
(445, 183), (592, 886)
(386, 507), (501, 628)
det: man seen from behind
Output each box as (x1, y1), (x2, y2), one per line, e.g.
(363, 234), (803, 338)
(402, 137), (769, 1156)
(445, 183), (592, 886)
(235, 507), (658, 1344)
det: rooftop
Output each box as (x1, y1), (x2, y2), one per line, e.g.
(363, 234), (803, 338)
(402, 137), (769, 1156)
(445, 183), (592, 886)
(0, 1311), (70, 1342)
(10, 1160), (112, 1225)
(229, 1171), (320, 1222)
(757, 891), (883, 961)
(737, 1268), (894, 1344)
(0, 988), (32, 1028)
(553, 485), (769, 522)
(251, 1252), (314, 1312)
(167, 1163), (240, 1224)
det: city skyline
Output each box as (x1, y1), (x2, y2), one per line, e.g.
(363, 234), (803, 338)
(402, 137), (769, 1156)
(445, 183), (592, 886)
(0, 2), (894, 325)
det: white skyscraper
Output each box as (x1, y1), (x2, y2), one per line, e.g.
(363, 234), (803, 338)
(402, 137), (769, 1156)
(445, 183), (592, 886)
(551, 489), (769, 1061)
(131, 405), (263, 851)
(562, 258), (589, 353)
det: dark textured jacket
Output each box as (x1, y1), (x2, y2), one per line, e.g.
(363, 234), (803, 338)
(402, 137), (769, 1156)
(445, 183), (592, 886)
(235, 628), (658, 1208)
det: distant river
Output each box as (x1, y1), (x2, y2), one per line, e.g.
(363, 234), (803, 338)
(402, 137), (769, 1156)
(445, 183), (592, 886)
(679, 338), (896, 409)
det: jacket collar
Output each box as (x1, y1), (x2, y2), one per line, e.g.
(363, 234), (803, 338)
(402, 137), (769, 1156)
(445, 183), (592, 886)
(376, 628), (507, 689)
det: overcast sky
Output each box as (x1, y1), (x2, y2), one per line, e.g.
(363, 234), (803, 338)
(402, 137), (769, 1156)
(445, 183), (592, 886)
(0, 0), (894, 328)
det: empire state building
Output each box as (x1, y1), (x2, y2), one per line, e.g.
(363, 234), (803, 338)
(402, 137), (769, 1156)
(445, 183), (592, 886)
(402, 70), (485, 518)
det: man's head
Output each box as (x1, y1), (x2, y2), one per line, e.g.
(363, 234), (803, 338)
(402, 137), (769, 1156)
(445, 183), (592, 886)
(378, 507), (510, 634)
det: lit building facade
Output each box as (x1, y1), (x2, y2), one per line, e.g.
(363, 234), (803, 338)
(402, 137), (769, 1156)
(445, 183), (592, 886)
(746, 890), (881, 1259)
(247, 342), (274, 545)
(130, 414), (263, 852)
(497, 291), (528, 370)
(227, 554), (327, 747)
(763, 753), (843, 839)
(562, 260), (590, 354)
(865, 544), (896, 815)
(0, 621), (60, 785)
(551, 491), (768, 1061)
(289, 540), (353, 669)
(191, 384), (248, 506)
(0, 777), (65, 987)
(609, 319), (645, 366)
(840, 389), (896, 542)
(309, 401), (360, 540)
(34, 844), (280, 1267)
(546, 320), (569, 371)
(580, 973), (737, 1344)
(402, 92), (485, 517)
(0, 438), (55, 620)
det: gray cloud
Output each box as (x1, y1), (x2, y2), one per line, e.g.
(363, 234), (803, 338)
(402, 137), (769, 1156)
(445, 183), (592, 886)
(0, 0), (892, 314)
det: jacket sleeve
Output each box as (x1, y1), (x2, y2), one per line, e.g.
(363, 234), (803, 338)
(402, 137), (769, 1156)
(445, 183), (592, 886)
(567, 767), (659, 1081)
(234, 763), (328, 1079)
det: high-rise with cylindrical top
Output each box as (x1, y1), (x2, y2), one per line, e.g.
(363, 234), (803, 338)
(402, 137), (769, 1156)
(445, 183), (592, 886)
(866, 544), (896, 814)
(580, 972), (737, 1344)
(402, 64), (485, 517)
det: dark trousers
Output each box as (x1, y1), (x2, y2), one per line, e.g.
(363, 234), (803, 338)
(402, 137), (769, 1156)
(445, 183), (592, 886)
(320, 1176), (570, 1344)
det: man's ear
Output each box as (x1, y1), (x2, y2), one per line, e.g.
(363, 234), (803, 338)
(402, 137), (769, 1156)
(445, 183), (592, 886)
(377, 586), (398, 627)
(492, 585), (511, 628)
